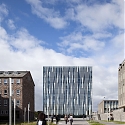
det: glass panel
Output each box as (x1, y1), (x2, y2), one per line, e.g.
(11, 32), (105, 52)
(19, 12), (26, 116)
(4, 79), (8, 84)
(16, 79), (20, 84)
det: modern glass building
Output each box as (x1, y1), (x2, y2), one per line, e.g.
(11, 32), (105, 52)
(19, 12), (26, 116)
(43, 66), (92, 116)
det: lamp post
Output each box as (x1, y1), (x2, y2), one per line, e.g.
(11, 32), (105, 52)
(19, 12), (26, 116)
(47, 97), (49, 125)
(24, 107), (26, 123)
(74, 99), (75, 115)
(28, 103), (30, 123)
(9, 78), (12, 125)
(108, 103), (110, 121)
(14, 98), (16, 125)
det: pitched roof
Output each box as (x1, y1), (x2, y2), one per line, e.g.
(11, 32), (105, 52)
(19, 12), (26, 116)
(0, 71), (29, 77)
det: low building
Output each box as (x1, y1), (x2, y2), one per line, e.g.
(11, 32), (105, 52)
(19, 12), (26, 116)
(98, 100), (118, 120)
(98, 100), (118, 114)
(0, 71), (35, 122)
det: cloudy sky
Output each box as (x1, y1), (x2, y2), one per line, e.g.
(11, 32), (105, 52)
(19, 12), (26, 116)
(0, 0), (124, 111)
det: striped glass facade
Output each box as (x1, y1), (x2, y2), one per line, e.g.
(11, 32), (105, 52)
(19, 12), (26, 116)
(43, 66), (92, 116)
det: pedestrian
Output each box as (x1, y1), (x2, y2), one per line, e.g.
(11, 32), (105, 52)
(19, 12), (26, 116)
(69, 114), (73, 125)
(36, 112), (47, 125)
(56, 115), (59, 125)
(64, 115), (68, 124)
(51, 115), (53, 123)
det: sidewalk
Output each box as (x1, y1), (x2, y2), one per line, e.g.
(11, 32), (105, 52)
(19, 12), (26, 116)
(52, 120), (90, 125)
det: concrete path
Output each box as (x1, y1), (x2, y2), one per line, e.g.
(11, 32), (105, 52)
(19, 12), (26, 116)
(53, 120), (90, 125)
(51, 119), (125, 125)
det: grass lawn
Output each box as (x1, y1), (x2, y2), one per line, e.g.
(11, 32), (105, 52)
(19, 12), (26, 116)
(88, 121), (104, 125)
(102, 120), (125, 124)
(113, 121), (125, 124)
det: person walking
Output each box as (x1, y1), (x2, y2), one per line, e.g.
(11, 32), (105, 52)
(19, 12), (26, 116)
(56, 115), (59, 125)
(51, 115), (53, 123)
(64, 115), (68, 124)
(36, 112), (47, 125)
(69, 114), (73, 125)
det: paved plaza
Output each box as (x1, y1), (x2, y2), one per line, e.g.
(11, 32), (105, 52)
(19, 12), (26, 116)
(51, 120), (125, 125)
(53, 120), (90, 125)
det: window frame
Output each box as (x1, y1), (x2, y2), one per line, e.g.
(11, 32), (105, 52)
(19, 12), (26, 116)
(16, 79), (20, 84)
(4, 110), (8, 114)
(4, 100), (8, 106)
(16, 100), (20, 106)
(4, 90), (7, 95)
(11, 79), (14, 84)
(4, 79), (8, 84)
(16, 90), (20, 95)
(1, 110), (4, 114)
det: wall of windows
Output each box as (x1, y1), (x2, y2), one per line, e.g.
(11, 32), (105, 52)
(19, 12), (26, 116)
(104, 100), (118, 113)
(43, 66), (92, 116)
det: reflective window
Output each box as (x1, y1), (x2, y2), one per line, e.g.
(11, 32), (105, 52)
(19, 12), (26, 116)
(4, 79), (8, 84)
(11, 79), (14, 84)
(43, 66), (92, 115)
(17, 90), (20, 95)
(4, 100), (7, 106)
(16, 79), (20, 84)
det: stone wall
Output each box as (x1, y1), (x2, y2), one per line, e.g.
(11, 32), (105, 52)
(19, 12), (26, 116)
(92, 115), (99, 120)
(112, 108), (125, 122)
(99, 108), (125, 121)
(100, 113), (109, 121)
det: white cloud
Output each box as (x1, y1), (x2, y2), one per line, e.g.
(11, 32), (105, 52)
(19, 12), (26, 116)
(25, 0), (124, 31)
(9, 28), (45, 51)
(0, 4), (8, 22)
(65, 8), (75, 20)
(0, 25), (123, 111)
(0, 0), (124, 112)
(0, 27), (8, 40)
(66, 0), (124, 31)
(25, 0), (67, 29)
(111, 33), (124, 49)
(57, 0), (124, 55)
(58, 32), (105, 54)
(92, 32), (112, 39)
(41, 0), (58, 5)
(7, 19), (16, 30)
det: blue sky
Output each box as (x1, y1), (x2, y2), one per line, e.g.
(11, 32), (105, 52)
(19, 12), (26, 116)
(0, 0), (124, 111)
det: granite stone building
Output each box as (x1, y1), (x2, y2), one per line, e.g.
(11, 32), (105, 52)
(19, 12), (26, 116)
(0, 71), (35, 122)
(118, 60), (125, 109)
(43, 66), (92, 116)
(97, 59), (125, 121)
